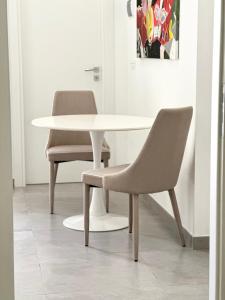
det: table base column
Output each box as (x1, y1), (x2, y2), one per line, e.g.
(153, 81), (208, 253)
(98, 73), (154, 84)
(63, 130), (128, 232)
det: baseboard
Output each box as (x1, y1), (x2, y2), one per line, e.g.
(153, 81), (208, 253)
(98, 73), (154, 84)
(142, 194), (209, 250)
(192, 236), (209, 250)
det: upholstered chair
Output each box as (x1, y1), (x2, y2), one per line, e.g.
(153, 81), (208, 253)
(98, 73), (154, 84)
(46, 91), (110, 214)
(82, 107), (193, 261)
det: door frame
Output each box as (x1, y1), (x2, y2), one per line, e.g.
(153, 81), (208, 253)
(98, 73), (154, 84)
(210, 0), (225, 299)
(8, 0), (115, 187)
(7, 0), (26, 187)
(0, 0), (15, 298)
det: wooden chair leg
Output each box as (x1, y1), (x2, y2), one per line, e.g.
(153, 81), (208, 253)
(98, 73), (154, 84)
(49, 161), (55, 214)
(133, 194), (139, 262)
(129, 194), (133, 233)
(84, 184), (90, 247)
(104, 159), (109, 213)
(168, 189), (186, 247)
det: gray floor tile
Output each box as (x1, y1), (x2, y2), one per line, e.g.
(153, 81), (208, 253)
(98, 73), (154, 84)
(14, 211), (32, 232)
(14, 231), (40, 273)
(13, 183), (209, 300)
(46, 287), (164, 300)
(41, 259), (157, 296)
(30, 212), (66, 230)
(162, 284), (209, 300)
(15, 295), (46, 300)
(14, 267), (45, 295)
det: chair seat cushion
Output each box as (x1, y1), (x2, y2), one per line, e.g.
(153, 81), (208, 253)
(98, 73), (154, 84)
(47, 145), (110, 162)
(82, 165), (129, 187)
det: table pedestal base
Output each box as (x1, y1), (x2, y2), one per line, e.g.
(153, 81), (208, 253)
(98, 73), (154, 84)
(63, 214), (128, 232)
(63, 131), (129, 232)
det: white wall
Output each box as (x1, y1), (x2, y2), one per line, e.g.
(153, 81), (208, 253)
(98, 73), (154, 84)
(114, 0), (213, 237)
(0, 0), (14, 299)
(194, 0), (213, 237)
(209, 0), (224, 297)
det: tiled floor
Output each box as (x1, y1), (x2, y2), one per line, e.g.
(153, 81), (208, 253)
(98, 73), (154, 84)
(14, 184), (209, 300)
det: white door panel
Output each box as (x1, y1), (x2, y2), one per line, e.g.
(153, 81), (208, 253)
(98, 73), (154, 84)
(21, 0), (105, 184)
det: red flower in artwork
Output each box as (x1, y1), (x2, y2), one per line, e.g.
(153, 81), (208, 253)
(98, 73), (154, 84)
(137, 7), (148, 48)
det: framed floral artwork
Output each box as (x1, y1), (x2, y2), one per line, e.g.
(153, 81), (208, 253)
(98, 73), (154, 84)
(137, 0), (180, 59)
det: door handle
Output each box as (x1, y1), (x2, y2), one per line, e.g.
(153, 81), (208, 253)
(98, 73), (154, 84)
(84, 67), (100, 81)
(84, 67), (100, 73)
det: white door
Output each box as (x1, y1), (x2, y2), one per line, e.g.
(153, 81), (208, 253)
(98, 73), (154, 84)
(20, 0), (114, 184)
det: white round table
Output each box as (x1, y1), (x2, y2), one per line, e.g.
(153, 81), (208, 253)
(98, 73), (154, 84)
(32, 115), (154, 232)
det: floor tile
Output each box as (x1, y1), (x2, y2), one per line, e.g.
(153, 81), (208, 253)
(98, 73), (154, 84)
(162, 284), (209, 300)
(41, 259), (157, 296)
(14, 267), (45, 295)
(13, 183), (209, 300)
(15, 294), (46, 300)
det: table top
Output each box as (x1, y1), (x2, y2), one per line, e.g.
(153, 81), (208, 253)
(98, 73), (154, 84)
(32, 114), (154, 132)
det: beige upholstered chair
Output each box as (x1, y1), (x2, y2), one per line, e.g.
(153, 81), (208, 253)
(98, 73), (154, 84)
(46, 91), (110, 214)
(82, 107), (193, 261)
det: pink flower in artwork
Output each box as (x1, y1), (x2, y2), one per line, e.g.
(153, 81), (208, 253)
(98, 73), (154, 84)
(152, 0), (175, 45)
(141, 0), (148, 13)
(154, 5), (168, 25)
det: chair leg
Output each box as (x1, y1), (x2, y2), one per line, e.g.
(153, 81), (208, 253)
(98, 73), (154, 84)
(168, 189), (186, 247)
(84, 184), (90, 247)
(104, 159), (109, 213)
(54, 163), (59, 184)
(104, 159), (109, 168)
(49, 162), (59, 214)
(104, 189), (110, 213)
(49, 161), (55, 214)
(129, 194), (133, 233)
(133, 194), (139, 262)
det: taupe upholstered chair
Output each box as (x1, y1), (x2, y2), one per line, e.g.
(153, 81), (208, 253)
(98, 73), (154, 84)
(46, 91), (110, 214)
(82, 107), (193, 261)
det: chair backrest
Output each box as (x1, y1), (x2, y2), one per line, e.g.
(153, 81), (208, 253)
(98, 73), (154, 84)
(104, 107), (193, 194)
(126, 107), (193, 194)
(47, 91), (97, 148)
